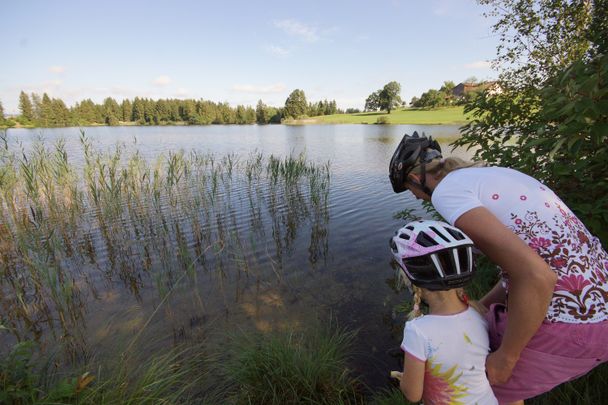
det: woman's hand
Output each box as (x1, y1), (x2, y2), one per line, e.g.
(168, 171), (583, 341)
(485, 348), (519, 385)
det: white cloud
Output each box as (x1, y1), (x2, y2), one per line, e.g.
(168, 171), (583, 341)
(465, 60), (491, 69)
(153, 75), (172, 86)
(274, 19), (319, 42)
(232, 83), (286, 94)
(265, 44), (290, 57)
(49, 65), (65, 74)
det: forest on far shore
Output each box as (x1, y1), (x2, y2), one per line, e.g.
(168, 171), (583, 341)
(0, 90), (358, 128)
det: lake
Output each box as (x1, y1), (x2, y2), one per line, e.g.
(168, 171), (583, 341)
(2, 124), (471, 390)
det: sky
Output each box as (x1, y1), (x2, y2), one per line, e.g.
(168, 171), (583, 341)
(0, 0), (500, 114)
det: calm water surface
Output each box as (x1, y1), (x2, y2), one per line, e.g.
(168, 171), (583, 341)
(4, 124), (471, 389)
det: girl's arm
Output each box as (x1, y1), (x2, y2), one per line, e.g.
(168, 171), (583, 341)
(399, 352), (425, 402)
(455, 207), (557, 385)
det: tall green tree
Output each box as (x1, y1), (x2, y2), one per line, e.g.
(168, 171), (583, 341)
(379, 81), (402, 113)
(102, 97), (120, 125)
(121, 99), (132, 122)
(31, 93), (42, 123)
(40, 93), (53, 127)
(284, 89), (307, 119)
(256, 100), (270, 124)
(364, 90), (381, 111)
(18, 91), (34, 122)
(50, 98), (70, 127)
(456, 0), (608, 242)
(478, 0), (594, 88)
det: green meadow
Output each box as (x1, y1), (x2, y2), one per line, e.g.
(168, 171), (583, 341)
(307, 106), (469, 125)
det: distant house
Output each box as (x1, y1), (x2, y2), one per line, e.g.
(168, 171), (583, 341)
(452, 81), (501, 97)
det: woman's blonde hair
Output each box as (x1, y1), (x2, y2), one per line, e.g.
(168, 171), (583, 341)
(410, 156), (486, 181)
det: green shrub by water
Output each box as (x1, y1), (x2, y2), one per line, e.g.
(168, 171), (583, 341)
(219, 326), (365, 405)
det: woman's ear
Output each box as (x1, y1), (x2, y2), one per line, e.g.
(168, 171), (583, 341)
(407, 173), (421, 184)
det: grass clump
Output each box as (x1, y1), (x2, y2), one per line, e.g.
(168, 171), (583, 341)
(0, 337), (215, 405)
(221, 325), (364, 405)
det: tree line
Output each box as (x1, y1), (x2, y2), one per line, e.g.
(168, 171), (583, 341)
(0, 89), (346, 128)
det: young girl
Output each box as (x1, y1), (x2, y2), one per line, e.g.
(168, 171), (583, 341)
(390, 220), (497, 405)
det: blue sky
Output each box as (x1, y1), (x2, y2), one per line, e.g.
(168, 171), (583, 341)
(1, 0), (499, 114)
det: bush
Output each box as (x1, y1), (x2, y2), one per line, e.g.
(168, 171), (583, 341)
(376, 116), (390, 125)
(221, 326), (364, 405)
(456, 53), (608, 244)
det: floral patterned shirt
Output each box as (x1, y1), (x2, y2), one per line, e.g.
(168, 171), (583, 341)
(432, 167), (608, 323)
(401, 308), (497, 405)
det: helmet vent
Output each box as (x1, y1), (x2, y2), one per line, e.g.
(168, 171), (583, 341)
(429, 226), (450, 243)
(446, 228), (466, 241)
(399, 233), (410, 240)
(416, 232), (439, 247)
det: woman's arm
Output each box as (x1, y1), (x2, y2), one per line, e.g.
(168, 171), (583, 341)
(455, 207), (557, 384)
(400, 352), (425, 402)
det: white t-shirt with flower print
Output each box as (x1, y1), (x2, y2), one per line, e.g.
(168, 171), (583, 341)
(432, 166), (608, 323)
(401, 307), (498, 405)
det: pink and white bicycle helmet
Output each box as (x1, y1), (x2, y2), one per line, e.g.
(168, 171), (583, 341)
(390, 220), (475, 291)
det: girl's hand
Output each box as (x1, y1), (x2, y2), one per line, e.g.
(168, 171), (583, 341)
(390, 370), (403, 380)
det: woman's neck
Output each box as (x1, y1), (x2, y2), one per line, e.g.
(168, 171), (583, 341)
(425, 290), (467, 315)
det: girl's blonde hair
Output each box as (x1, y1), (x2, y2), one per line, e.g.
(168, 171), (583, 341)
(408, 285), (424, 320)
(410, 156), (486, 181)
(407, 286), (485, 320)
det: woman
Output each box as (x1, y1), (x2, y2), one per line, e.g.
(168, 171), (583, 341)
(388, 132), (608, 404)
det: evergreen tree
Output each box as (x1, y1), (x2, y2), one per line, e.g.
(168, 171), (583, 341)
(18, 91), (34, 122)
(132, 97), (145, 124)
(103, 97), (120, 125)
(284, 89), (307, 118)
(40, 93), (52, 127)
(256, 100), (269, 124)
(31, 93), (42, 123)
(121, 99), (132, 122)
(0, 100), (5, 124)
(50, 98), (70, 126)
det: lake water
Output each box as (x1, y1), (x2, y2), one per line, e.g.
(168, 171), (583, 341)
(3, 124), (471, 390)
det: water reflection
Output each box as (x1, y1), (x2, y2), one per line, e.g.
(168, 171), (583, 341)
(2, 124), (470, 388)
(0, 135), (330, 355)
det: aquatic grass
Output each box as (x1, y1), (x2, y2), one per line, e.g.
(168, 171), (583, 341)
(0, 332), (217, 405)
(220, 324), (365, 405)
(0, 133), (331, 383)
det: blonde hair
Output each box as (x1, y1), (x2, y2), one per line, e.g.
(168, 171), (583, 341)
(410, 156), (486, 181)
(407, 286), (485, 320)
(408, 285), (424, 320)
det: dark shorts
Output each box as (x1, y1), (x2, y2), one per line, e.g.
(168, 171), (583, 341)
(485, 303), (608, 403)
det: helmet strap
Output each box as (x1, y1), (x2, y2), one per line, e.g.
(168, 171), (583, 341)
(418, 150), (434, 197)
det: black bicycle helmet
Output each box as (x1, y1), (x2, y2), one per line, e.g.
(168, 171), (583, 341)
(388, 131), (442, 194)
(390, 220), (475, 291)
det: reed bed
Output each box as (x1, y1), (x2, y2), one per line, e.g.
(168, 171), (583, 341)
(0, 132), (330, 354)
